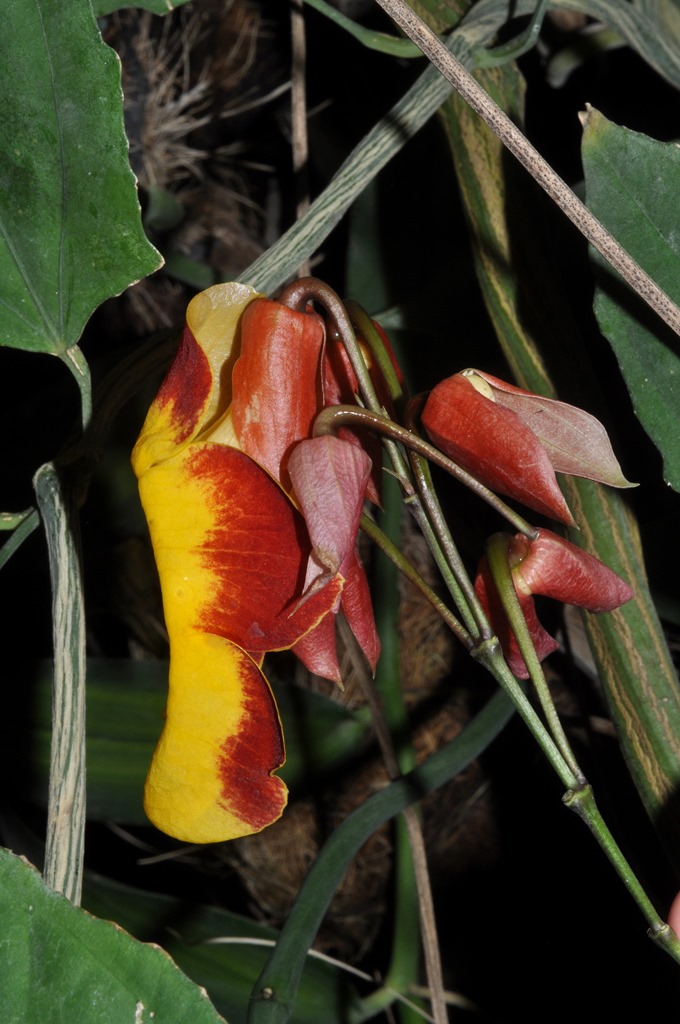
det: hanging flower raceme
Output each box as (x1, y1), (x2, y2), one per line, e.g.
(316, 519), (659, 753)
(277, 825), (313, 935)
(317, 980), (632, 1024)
(132, 282), (380, 843)
(419, 368), (635, 677)
(475, 529), (634, 678)
(421, 369), (634, 525)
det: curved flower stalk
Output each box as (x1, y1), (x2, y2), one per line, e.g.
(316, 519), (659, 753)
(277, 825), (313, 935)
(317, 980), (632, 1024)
(422, 368), (634, 525)
(475, 528), (634, 678)
(132, 282), (378, 842)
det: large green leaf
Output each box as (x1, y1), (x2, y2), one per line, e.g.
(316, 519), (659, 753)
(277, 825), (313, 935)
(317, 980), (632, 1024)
(0, 848), (225, 1024)
(82, 874), (362, 1024)
(582, 108), (680, 491)
(0, 0), (161, 357)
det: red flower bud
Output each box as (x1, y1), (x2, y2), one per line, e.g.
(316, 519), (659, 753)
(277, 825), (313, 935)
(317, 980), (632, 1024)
(475, 528), (633, 678)
(422, 370), (634, 525)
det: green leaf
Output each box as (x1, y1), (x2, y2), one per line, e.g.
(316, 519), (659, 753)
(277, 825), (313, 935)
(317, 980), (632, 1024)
(82, 874), (362, 1024)
(0, 0), (162, 357)
(0, 848), (226, 1024)
(581, 107), (680, 491)
(303, 0), (423, 57)
(93, 0), (192, 14)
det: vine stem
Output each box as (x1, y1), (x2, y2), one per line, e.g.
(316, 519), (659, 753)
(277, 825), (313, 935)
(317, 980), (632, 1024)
(372, 0), (680, 339)
(565, 785), (680, 963)
(361, 512), (469, 647)
(33, 463), (86, 905)
(314, 404), (535, 535)
(485, 532), (585, 784)
(478, 542), (680, 960)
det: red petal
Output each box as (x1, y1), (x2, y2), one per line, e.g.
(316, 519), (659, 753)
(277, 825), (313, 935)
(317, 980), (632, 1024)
(288, 435), (372, 576)
(132, 327), (214, 479)
(153, 326), (213, 445)
(322, 334), (383, 505)
(182, 444), (343, 652)
(475, 558), (559, 678)
(215, 646), (287, 831)
(291, 611), (342, 682)
(288, 437), (379, 679)
(340, 549), (381, 673)
(232, 298), (325, 490)
(511, 528), (634, 612)
(292, 551), (380, 681)
(472, 370), (634, 488)
(422, 375), (574, 525)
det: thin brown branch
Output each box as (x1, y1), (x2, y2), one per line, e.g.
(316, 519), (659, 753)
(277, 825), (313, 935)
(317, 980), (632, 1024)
(291, 0), (311, 277)
(338, 619), (449, 1024)
(373, 0), (680, 339)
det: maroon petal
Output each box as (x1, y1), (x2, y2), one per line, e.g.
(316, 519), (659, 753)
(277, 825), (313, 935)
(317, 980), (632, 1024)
(475, 556), (559, 678)
(422, 374), (574, 525)
(510, 529), (634, 612)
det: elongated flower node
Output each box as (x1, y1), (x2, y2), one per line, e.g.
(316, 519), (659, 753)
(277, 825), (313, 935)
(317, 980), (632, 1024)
(475, 528), (634, 678)
(422, 369), (634, 525)
(132, 281), (380, 842)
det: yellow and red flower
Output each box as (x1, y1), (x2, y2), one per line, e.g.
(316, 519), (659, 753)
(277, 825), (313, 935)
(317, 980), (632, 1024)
(132, 282), (379, 843)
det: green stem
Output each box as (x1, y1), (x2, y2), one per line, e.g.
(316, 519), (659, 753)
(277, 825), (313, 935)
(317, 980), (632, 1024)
(485, 532), (585, 784)
(367, 497), (578, 793)
(0, 508), (40, 570)
(360, 513), (469, 649)
(564, 785), (680, 965)
(475, 0), (549, 67)
(408, 452), (491, 641)
(476, 641), (578, 790)
(364, 497), (579, 792)
(482, 536), (679, 958)
(61, 344), (92, 436)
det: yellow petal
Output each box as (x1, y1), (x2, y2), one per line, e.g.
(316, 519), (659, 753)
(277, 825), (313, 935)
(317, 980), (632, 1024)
(187, 281), (261, 437)
(131, 282), (260, 477)
(145, 630), (287, 842)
